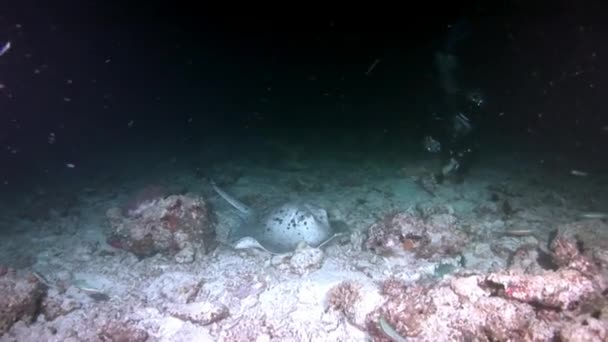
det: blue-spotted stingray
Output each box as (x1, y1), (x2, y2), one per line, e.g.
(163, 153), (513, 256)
(211, 181), (342, 254)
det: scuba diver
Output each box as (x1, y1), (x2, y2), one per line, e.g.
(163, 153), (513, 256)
(423, 18), (485, 184)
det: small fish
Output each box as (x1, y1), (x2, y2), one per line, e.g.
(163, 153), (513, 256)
(578, 212), (608, 220)
(379, 316), (408, 342)
(499, 229), (534, 237)
(73, 280), (110, 301)
(570, 169), (589, 177)
(32, 271), (52, 287)
(365, 59), (380, 75)
(0, 41), (11, 57)
(85, 291), (110, 301)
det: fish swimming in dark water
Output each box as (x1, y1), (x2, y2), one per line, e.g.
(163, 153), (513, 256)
(0, 41), (11, 57)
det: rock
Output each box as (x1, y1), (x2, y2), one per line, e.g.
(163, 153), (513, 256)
(560, 317), (608, 342)
(105, 194), (216, 258)
(41, 288), (81, 321)
(288, 243), (324, 275)
(0, 271), (45, 334)
(98, 320), (149, 342)
(174, 242), (196, 264)
(166, 301), (229, 325)
(365, 211), (467, 260)
(365, 260), (608, 341)
(485, 269), (598, 311)
(144, 272), (204, 305)
(550, 234), (600, 277)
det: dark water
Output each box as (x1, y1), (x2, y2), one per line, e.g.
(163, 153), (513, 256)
(1, 0), (607, 214)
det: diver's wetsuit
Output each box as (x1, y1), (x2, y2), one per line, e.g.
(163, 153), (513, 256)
(426, 18), (484, 183)
(442, 92), (483, 182)
(425, 89), (484, 183)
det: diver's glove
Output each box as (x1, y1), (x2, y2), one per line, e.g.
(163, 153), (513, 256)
(423, 136), (441, 153)
(441, 157), (460, 176)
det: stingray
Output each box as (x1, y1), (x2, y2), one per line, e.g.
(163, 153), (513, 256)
(211, 181), (342, 254)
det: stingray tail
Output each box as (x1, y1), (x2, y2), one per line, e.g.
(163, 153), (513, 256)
(210, 180), (253, 216)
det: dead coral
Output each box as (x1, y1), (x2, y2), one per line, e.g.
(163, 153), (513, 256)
(550, 233), (600, 278)
(551, 220), (608, 272)
(366, 283), (437, 340)
(41, 288), (81, 321)
(326, 281), (361, 319)
(288, 244), (325, 275)
(365, 210), (467, 260)
(98, 320), (149, 342)
(0, 269), (45, 335)
(474, 296), (536, 341)
(105, 194), (216, 259)
(379, 277), (408, 298)
(366, 275), (542, 341)
(486, 233), (606, 312)
(507, 244), (556, 274)
(559, 316), (608, 341)
(364, 235), (608, 340)
(166, 301), (229, 326)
